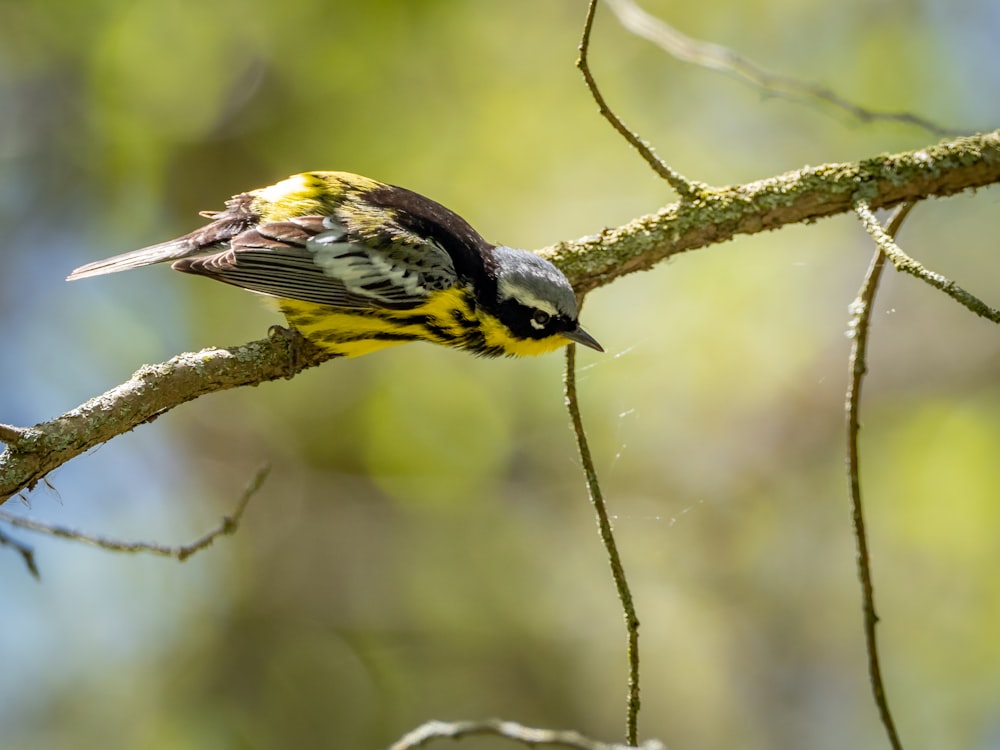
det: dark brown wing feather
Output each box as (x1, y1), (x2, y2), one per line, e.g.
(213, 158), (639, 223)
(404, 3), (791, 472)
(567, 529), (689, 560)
(172, 215), (457, 310)
(67, 194), (258, 281)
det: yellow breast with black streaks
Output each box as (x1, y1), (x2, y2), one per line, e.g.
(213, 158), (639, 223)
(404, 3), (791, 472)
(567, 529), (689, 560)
(277, 288), (568, 358)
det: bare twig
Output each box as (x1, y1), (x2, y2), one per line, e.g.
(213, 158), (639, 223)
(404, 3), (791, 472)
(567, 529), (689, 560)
(577, 0), (704, 199)
(846, 203), (914, 750)
(606, 0), (961, 138)
(565, 344), (641, 745)
(0, 525), (40, 579)
(0, 464), (268, 562)
(854, 199), (1000, 323)
(388, 718), (664, 750)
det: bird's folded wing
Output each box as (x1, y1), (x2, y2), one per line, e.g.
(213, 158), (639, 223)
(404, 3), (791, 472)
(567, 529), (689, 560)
(172, 215), (457, 310)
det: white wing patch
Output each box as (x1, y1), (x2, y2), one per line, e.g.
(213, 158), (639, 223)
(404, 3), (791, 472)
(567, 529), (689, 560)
(312, 242), (432, 299)
(307, 228), (455, 307)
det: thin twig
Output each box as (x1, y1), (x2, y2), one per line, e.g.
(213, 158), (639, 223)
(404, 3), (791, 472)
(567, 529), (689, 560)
(577, 0), (703, 199)
(854, 199), (1000, 323)
(606, 0), (961, 138)
(846, 203), (914, 750)
(565, 344), (641, 746)
(0, 464), (269, 562)
(0, 525), (40, 579)
(388, 718), (664, 750)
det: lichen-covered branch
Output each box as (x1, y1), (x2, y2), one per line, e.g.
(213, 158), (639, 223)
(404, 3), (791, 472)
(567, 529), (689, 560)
(854, 198), (1000, 322)
(0, 334), (332, 502)
(2, 131), (999, 504)
(545, 130), (1000, 294)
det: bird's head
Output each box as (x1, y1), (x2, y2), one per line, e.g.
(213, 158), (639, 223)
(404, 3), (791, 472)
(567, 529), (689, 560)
(489, 246), (603, 355)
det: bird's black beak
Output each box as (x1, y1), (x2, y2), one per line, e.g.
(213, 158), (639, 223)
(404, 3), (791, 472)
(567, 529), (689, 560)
(563, 325), (604, 352)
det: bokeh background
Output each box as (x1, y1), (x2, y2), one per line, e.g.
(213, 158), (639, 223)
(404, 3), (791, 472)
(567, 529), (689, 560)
(2, 1), (999, 748)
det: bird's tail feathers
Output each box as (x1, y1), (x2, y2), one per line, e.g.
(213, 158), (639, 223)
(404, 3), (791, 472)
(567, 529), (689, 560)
(66, 239), (200, 281)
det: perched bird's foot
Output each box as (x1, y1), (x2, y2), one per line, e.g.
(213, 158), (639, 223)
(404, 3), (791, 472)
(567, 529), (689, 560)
(268, 324), (309, 379)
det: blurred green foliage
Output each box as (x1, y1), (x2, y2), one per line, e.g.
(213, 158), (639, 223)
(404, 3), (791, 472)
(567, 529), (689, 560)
(1, 1), (999, 749)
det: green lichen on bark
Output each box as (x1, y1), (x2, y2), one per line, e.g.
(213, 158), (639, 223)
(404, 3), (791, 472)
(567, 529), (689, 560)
(546, 131), (1000, 295)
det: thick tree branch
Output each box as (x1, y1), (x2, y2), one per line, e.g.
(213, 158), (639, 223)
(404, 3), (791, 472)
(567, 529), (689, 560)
(545, 130), (1000, 294)
(2, 132), (998, 503)
(1, 334), (331, 502)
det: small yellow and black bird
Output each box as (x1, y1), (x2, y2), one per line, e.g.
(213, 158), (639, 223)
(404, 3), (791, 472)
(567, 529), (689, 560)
(68, 172), (602, 359)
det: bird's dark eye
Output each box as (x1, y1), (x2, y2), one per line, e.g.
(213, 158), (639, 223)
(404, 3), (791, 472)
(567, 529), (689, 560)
(530, 310), (551, 330)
